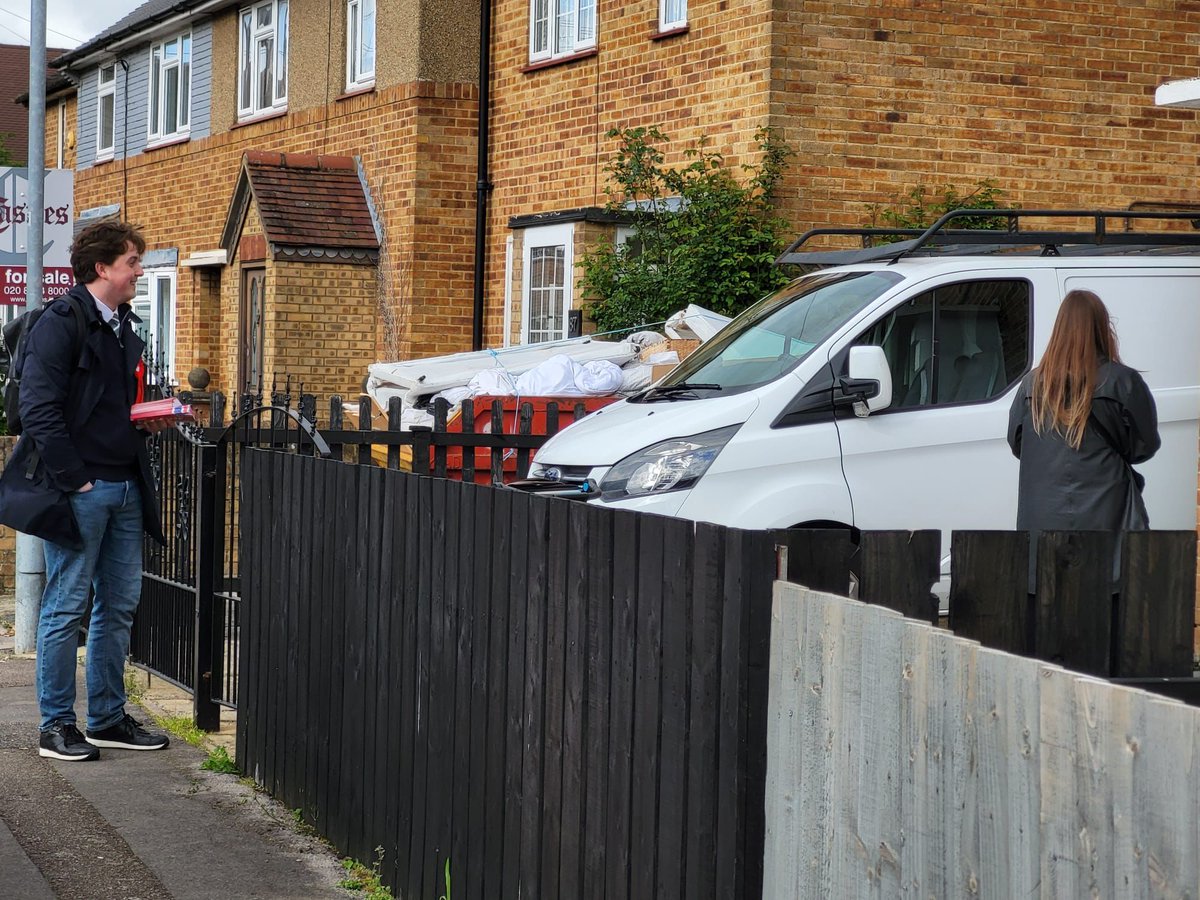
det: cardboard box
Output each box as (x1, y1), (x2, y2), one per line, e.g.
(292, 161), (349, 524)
(639, 338), (701, 362)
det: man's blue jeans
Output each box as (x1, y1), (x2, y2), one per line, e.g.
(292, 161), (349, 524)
(37, 479), (143, 733)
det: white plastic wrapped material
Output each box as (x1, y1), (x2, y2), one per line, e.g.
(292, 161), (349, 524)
(401, 408), (434, 430)
(619, 363), (655, 393)
(664, 304), (731, 341)
(433, 385), (473, 407)
(514, 355), (624, 396)
(643, 351), (680, 366)
(574, 360), (625, 394)
(468, 367), (519, 396)
(627, 330), (668, 351)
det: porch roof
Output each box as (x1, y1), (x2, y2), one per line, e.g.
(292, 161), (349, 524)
(221, 151), (380, 264)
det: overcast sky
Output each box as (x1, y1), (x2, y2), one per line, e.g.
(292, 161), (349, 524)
(0, 0), (144, 50)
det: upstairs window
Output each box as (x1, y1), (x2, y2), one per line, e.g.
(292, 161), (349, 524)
(346, 0), (376, 89)
(97, 64), (115, 158)
(238, 0), (289, 120)
(149, 33), (192, 143)
(529, 0), (596, 63)
(659, 0), (686, 30)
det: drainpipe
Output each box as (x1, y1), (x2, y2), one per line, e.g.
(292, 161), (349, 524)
(471, 0), (493, 351)
(16, 0), (49, 655)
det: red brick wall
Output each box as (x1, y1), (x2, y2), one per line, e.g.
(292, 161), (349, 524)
(74, 79), (480, 397)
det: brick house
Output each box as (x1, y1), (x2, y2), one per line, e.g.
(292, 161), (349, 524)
(1, 43), (69, 164)
(41, 0), (1200, 400)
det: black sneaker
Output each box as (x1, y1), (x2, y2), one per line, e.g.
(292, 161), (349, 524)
(85, 713), (170, 751)
(39, 722), (100, 761)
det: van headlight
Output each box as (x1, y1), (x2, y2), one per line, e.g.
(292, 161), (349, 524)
(599, 425), (740, 500)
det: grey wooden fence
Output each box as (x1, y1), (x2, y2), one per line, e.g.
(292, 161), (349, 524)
(764, 582), (1200, 899)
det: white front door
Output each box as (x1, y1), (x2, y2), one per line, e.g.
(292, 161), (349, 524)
(134, 267), (177, 380)
(521, 223), (573, 344)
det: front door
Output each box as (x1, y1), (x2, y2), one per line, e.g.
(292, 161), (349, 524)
(240, 267), (265, 397)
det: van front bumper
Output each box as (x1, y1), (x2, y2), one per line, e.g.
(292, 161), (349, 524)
(508, 477), (691, 517)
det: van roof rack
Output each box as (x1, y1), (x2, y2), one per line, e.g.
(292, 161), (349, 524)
(777, 208), (1200, 267)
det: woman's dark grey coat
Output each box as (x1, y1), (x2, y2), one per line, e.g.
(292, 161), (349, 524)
(1006, 360), (1160, 535)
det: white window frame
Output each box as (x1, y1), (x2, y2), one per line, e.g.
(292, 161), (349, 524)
(133, 268), (178, 382)
(529, 0), (596, 64)
(96, 64), (115, 160)
(346, 0), (376, 89)
(148, 31), (192, 145)
(521, 223), (574, 344)
(659, 0), (687, 31)
(238, 0), (289, 121)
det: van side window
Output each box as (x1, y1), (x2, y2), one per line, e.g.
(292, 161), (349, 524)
(854, 279), (1030, 410)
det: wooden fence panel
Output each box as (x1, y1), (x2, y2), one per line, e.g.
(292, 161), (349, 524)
(949, 531), (1030, 654)
(237, 451), (781, 900)
(582, 503), (614, 900)
(766, 582), (1200, 899)
(771, 528), (855, 595)
(1118, 530), (1197, 677)
(858, 530), (941, 623)
(1035, 532), (1114, 676)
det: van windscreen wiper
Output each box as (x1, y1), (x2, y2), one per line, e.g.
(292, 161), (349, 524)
(641, 382), (724, 401)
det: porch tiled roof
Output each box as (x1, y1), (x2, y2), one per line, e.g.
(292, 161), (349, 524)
(223, 151), (380, 261)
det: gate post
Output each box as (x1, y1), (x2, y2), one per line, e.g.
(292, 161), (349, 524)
(192, 440), (222, 731)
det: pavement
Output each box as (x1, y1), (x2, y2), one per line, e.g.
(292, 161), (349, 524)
(0, 597), (358, 900)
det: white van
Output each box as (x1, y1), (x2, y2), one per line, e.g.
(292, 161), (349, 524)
(518, 212), (1200, 586)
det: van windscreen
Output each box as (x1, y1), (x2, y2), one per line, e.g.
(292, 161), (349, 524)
(652, 271), (902, 395)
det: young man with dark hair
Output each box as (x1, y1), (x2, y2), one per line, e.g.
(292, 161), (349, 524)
(0, 220), (172, 761)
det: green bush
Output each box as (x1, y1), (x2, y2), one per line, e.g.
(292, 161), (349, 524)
(865, 179), (1012, 237)
(579, 126), (794, 335)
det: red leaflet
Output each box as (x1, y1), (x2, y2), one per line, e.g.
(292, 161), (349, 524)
(130, 398), (196, 423)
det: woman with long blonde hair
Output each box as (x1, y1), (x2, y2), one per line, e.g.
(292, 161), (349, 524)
(1007, 289), (1159, 543)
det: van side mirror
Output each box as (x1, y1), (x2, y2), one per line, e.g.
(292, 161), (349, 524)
(839, 346), (892, 417)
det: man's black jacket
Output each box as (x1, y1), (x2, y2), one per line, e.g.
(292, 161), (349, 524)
(0, 283), (165, 548)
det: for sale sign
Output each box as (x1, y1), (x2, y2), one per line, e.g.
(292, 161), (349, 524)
(0, 168), (74, 305)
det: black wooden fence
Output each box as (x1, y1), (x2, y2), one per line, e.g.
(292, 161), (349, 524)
(239, 449), (776, 900)
(131, 390), (602, 728)
(235, 448), (1199, 900)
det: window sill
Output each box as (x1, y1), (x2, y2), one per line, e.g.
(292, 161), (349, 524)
(93, 153), (116, 166)
(336, 83), (375, 102)
(232, 107), (288, 130)
(521, 47), (598, 74)
(145, 134), (191, 153)
(651, 24), (689, 41)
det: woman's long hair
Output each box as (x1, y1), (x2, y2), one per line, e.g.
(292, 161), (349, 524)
(1031, 289), (1121, 449)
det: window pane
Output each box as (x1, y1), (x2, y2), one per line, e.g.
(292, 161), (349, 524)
(156, 276), (174, 368)
(257, 37), (273, 110)
(257, 2), (272, 28)
(858, 294), (936, 410)
(99, 65), (114, 84)
(933, 281), (1030, 404)
(150, 52), (160, 134)
(276, 0), (288, 100)
(528, 245), (566, 343)
(164, 66), (179, 135)
(532, 0), (549, 54)
(348, 0), (360, 81)
(100, 94), (114, 150)
(240, 12), (252, 109)
(361, 0), (375, 75)
(663, 0), (686, 25)
(180, 58), (190, 127)
(577, 0), (595, 43)
(555, 0), (573, 54)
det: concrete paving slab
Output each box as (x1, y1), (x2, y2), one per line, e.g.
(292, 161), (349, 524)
(0, 650), (356, 899)
(0, 814), (56, 900)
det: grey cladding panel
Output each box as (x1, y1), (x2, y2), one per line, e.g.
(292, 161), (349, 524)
(190, 20), (212, 138)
